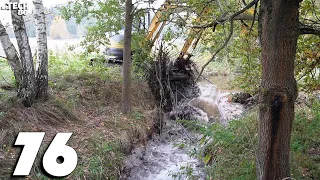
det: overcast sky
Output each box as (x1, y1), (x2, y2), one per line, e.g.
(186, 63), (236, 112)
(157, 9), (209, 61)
(0, 0), (72, 22)
(0, 0), (71, 8)
(0, 0), (165, 23)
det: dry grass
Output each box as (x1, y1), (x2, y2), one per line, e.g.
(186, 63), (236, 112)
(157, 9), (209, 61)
(0, 69), (157, 179)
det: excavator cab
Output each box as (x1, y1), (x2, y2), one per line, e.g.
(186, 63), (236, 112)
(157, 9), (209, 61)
(104, 0), (204, 68)
(104, 34), (124, 63)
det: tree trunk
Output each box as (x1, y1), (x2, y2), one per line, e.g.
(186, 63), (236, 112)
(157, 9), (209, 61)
(11, 0), (36, 107)
(33, 0), (49, 100)
(0, 21), (23, 86)
(257, 0), (300, 179)
(121, 0), (133, 114)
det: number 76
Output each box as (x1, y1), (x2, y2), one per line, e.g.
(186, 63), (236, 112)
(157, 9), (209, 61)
(13, 132), (78, 177)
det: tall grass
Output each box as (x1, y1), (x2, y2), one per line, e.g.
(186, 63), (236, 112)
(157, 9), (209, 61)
(186, 101), (319, 179)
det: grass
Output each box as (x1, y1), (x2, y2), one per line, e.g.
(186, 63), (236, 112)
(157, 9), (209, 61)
(0, 51), (156, 179)
(182, 101), (320, 179)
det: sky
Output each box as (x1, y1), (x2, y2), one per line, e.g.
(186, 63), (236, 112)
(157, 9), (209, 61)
(0, 0), (72, 22)
(0, 0), (166, 25)
(0, 0), (71, 8)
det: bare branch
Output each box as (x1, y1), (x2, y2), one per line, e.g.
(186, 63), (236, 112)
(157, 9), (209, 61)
(195, 20), (234, 82)
(249, 1), (258, 34)
(299, 23), (320, 35)
(0, 55), (8, 59)
(195, 0), (259, 81)
(188, 14), (257, 29)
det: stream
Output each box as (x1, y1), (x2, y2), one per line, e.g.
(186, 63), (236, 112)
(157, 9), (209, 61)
(121, 83), (244, 180)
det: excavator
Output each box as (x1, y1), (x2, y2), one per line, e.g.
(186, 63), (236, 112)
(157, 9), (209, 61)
(106, 0), (205, 73)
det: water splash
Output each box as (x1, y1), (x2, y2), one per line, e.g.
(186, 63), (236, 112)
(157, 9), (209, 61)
(121, 82), (244, 179)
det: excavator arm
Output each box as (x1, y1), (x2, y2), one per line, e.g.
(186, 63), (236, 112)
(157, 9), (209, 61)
(146, 0), (176, 44)
(146, 0), (206, 64)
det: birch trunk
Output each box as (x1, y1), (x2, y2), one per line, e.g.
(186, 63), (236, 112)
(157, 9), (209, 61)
(33, 0), (48, 100)
(11, 0), (36, 107)
(0, 21), (22, 86)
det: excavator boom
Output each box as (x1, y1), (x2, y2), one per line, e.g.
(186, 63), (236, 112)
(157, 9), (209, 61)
(146, 0), (206, 61)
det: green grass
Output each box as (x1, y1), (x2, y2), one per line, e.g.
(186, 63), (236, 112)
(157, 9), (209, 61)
(184, 101), (320, 179)
(70, 135), (124, 180)
(0, 58), (15, 86)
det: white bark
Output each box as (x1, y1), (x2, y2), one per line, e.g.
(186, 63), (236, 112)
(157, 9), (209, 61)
(33, 0), (48, 99)
(0, 20), (22, 86)
(11, 0), (36, 106)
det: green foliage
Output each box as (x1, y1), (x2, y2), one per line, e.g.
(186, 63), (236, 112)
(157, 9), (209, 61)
(169, 164), (199, 180)
(196, 111), (258, 180)
(296, 35), (320, 92)
(48, 50), (121, 82)
(229, 22), (261, 95)
(78, 137), (123, 180)
(31, 136), (124, 179)
(47, 50), (123, 109)
(191, 0), (319, 94)
(60, 0), (125, 52)
(187, 102), (320, 179)
(131, 31), (153, 77)
(0, 58), (17, 108)
(290, 100), (320, 178)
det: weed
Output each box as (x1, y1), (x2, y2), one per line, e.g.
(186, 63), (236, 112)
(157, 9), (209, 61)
(73, 135), (124, 179)
(0, 51), (155, 179)
(189, 101), (319, 179)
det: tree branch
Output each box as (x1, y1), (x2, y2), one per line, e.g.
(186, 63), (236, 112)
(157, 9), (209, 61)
(299, 23), (320, 35)
(188, 14), (257, 29)
(195, 0), (260, 81)
(0, 55), (8, 60)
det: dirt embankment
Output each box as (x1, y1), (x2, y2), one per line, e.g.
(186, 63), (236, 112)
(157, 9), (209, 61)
(0, 76), (158, 179)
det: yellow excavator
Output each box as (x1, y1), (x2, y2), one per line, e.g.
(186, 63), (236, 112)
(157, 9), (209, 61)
(106, 0), (205, 67)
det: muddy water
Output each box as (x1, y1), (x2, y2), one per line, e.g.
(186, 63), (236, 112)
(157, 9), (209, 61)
(121, 118), (204, 180)
(121, 83), (244, 179)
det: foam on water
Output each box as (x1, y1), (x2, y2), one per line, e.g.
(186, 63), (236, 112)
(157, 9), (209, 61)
(122, 82), (244, 179)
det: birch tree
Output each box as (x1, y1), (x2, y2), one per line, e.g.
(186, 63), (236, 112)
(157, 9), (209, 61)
(33, 0), (48, 100)
(10, 0), (36, 107)
(0, 22), (23, 87)
(0, 0), (48, 107)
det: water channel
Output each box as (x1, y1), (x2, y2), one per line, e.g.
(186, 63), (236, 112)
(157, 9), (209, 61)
(121, 83), (244, 180)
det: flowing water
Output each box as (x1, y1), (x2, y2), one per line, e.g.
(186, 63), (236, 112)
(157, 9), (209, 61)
(121, 83), (244, 180)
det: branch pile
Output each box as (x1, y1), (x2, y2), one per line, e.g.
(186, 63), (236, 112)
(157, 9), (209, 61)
(147, 44), (199, 112)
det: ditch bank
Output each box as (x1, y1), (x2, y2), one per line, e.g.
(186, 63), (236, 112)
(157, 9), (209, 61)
(120, 83), (245, 179)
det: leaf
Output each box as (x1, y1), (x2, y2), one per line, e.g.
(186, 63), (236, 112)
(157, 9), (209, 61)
(203, 153), (212, 164)
(199, 135), (207, 145)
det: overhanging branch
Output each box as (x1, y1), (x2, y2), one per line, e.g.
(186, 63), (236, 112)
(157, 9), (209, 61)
(195, 0), (260, 81)
(299, 22), (320, 35)
(188, 14), (257, 29)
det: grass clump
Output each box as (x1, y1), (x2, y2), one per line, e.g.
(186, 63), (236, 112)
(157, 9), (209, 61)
(188, 101), (319, 179)
(70, 135), (124, 180)
(0, 51), (156, 179)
